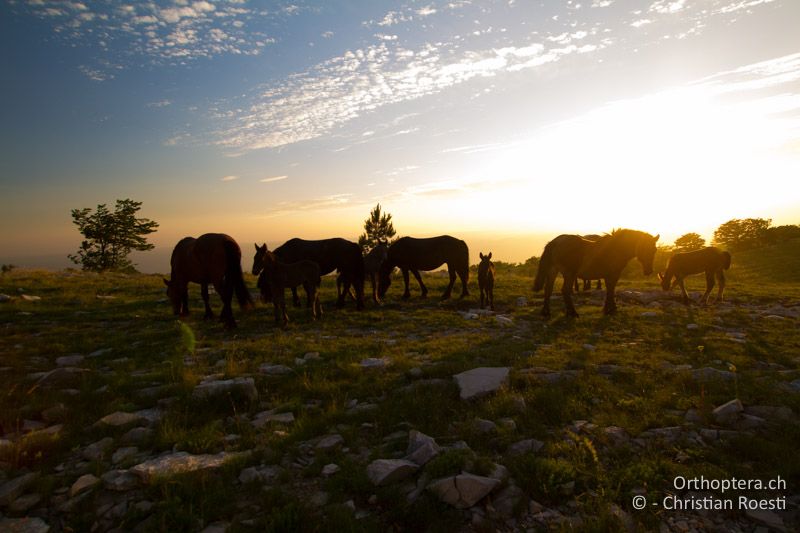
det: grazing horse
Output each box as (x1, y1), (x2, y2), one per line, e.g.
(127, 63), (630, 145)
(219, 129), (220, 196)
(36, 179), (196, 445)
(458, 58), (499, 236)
(573, 235), (603, 292)
(163, 233), (253, 328)
(378, 236), (469, 300)
(478, 252), (495, 310)
(256, 247), (322, 326)
(658, 247), (731, 305)
(253, 238), (365, 310)
(533, 229), (659, 317)
(338, 242), (389, 304)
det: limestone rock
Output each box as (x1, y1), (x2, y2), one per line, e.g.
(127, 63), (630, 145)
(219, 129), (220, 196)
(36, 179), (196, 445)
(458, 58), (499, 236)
(712, 399), (743, 426)
(0, 517), (51, 533)
(428, 473), (500, 509)
(69, 474), (100, 497)
(691, 367), (735, 382)
(131, 451), (248, 483)
(96, 411), (146, 428)
(316, 434), (345, 452)
(366, 459), (419, 486)
(55, 355), (84, 367)
(112, 446), (139, 465)
(453, 367), (510, 400)
(192, 377), (257, 402)
(405, 430), (441, 466)
(259, 364), (292, 376)
(0, 472), (40, 506)
(82, 437), (115, 461)
(507, 438), (544, 456)
(34, 367), (89, 387)
(101, 470), (140, 491)
(321, 464), (340, 477)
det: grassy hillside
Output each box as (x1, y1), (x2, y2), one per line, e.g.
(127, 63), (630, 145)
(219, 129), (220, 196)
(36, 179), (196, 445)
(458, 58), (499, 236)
(0, 241), (798, 532)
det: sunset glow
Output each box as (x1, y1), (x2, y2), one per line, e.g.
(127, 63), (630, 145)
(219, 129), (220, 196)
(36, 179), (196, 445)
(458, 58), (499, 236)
(2, 0), (799, 271)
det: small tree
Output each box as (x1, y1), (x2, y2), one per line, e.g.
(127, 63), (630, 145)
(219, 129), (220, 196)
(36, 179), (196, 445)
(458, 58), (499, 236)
(358, 203), (396, 253)
(674, 232), (705, 252)
(713, 218), (771, 250)
(69, 199), (159, 272)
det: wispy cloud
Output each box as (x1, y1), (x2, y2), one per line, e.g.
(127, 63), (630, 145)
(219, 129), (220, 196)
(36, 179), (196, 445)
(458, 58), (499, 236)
(220, 175), (239, 182)
(260, 175), (289, 183)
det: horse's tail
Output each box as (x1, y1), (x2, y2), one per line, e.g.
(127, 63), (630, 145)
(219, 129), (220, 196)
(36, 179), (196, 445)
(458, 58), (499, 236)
(721, 251), (732, 270)
(533, 242), (554, 292)
(459, 239), (470, 283)
(224, 239), (253, 310)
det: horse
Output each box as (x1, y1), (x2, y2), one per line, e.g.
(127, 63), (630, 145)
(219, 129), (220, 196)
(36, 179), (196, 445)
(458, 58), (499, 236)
(337, 242), (389, 304)
(163, 233), (253, 328)
(573, 235), (603, 292)
(378, 236), (469, 300)
(658, 247), (731, 305)
(255, 246), (322, 326)
(253, 238), (365, 310)
(533, 229), (659, 317)
(478, 252), (495, 310)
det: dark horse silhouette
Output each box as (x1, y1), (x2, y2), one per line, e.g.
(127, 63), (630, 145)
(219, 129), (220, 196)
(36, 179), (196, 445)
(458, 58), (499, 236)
(478, 252), (495, 310)
(378, 236), (469, 300)
(253, 238), (364, 310)
(573, 234), (603, 292)
(164, 233), (253, 328)
(659, 247), (731, 305)
(534, 229), (659, 317)
(338, 242), (389, 304)
(256, 246), (322, 326)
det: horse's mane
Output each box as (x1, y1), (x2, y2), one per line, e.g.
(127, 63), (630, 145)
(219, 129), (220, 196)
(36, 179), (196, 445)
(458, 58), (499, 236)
(609, 228), (652, 240)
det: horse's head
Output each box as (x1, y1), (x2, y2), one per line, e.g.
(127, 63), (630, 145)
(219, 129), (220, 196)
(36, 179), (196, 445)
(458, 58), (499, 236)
(377, 261), (393, 298)
(252, 243), (267, 275)
(657, 272), (671, 291)
(375, 242), (389, 263)
(636, 233), (659, 276)
(478, 252), (493, 273)
(163, 278), (181, 315)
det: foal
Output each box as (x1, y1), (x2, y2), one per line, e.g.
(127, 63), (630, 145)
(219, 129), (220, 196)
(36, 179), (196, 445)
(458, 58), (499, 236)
(338, 242), (389, 304)
(257, 247), (322, 326)
(478, 252), (495, 310)
(658, 247), (731, 305)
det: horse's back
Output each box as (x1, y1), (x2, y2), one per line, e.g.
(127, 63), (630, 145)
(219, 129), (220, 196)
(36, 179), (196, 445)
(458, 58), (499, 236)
(275, 237), (360, 274)
(389, 236), (468, 271)
(669, 247), (729, 274)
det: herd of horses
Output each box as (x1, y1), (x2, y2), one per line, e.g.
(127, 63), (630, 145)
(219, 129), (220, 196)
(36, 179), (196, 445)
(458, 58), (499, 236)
(163, 230), (732, 328)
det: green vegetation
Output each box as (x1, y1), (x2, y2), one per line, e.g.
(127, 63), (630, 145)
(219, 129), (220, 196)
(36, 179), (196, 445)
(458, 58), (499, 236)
(357, 203), (396, 253)
(0, 239), (798, 531)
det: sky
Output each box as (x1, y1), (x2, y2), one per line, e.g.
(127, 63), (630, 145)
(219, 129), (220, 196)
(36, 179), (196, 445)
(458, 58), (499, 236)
(1, 0), (800, 273)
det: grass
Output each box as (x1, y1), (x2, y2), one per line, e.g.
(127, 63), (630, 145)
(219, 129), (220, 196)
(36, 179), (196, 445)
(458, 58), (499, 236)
(1, 240), (799, 531)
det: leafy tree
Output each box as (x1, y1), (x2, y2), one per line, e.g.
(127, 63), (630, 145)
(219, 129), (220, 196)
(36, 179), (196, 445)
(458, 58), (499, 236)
(357, 203), (396, 253)
(713, 218), (771, 251)
(674, 232), (705, 252)
(69, 199), (159, 272)
(763, 224), (800, 244)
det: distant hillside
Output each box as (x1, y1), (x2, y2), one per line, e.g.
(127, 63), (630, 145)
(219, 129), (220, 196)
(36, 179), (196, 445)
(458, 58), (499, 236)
(728, 238), (800, 285)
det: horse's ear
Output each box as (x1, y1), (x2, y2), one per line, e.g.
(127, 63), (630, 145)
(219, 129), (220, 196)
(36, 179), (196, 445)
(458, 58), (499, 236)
(488, 252), (492, 260)
(653, 234), (660, 243)
(479, 252), (484, 259)
(163, 278), (170, 287)
(255, 243), (259, 251)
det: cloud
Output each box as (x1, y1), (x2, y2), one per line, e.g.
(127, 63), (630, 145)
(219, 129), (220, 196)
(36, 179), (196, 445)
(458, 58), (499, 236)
(146, 99), (172, 108)
(260, 175), (289, 183)
(220, 175), (239, 181)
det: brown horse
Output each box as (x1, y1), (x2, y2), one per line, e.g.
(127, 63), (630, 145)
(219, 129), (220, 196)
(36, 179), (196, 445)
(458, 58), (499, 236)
(573, 235), (603, 292)
(338, 242), (389, 304)
(163, 233), (253, 328)
(658, 247), (731, 305)
(255, 247), (322, 326)
(378, 236), (469, 300)
(478, 252), (495, 310)
(534, 229), (659, 317)
(253, 238), (364, 310)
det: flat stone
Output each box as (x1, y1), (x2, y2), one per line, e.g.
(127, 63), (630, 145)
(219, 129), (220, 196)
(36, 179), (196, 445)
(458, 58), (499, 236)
(41, 403), (67, 423)
(473, 418), (497, 434)
(8, 493), (42, 513)
(746, 508), (787, 532)
(507, 438), (544, 456)
(453, 367), (510, 400)
(428, 473), (500, 509)
(744, 405), (794, 421)
(96, 411), (146, 428)
(112, 446), (139, 465)
(131, 451), (248, 483)
(321, 464), (340, 477)
(192, 377), (257, 402)
(691, 367), (735, 382)
(0, 517), (51, 533)
(252, 411), (295, 428)
(316, 434), (345, 452)
(20, 294), (41, 302)
(360, 358), (388, 369)
(238, 465), (282, 484)
(69, 474), (100, 497)
(55, 355), (85, 367)
(33, 367), (90, 387)
(366, 459), (419, 486)
(258, 364), (292, 376)
(121, 427), (154, 445)
(712, 399), (743, 426)
(405, 430), (441, 466)
(0, 472), (40, 506)
(88, 347), (113, 358)
(200, 522), (229, 533)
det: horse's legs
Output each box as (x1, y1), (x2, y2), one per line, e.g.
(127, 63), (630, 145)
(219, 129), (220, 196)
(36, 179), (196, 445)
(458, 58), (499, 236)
(457, 267), (469, 299)
(304, 282), (317, 320)
(441, 267), (456, 300)
(273, 288), (288, 327)
(409, 269), (427, 298)
(677, 277), (690, 305)
(479, 283), (486, 309)
(401, 268), (411, 299)
(562, 272), (579, 317)
(541, 270), (556, 318)
(291, 286), (301, 307)
(180, 286), (190, 317)
(602, 275), (619, 315)
(214, 281), (236, 328)
(315, 287), (323, 318)
(716, 270), (725, 303)
(701, 271), (715, 305)
(370, 273), (379, 304)
(488, 280), (494, 311)
(574, 279), (580, 292)
(201, 283), (213, 319)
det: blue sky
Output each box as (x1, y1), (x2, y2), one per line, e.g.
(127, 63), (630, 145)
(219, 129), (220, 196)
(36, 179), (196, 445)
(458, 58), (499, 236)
(2, 0), (799, 271)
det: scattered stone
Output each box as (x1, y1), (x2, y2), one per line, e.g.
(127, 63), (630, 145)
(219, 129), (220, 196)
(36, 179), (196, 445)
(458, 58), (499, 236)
(89, 347), (113, 358)
(746, 508), (787, 532)
(252, 411), (295, 428)
(408, 367), (423, 378)
(21, 420), (45, 433)
(691, 367), (735, 382)
(492, 484), (524, 517)
(495, 315), (513, 326)
(121, 427), (154, 445)
(101, 470), (140, 491)
(131, 451), (249, 483)
(745, 405), (794, 421)
(33, 367), (90, 387)
(303, 352), (321, 361)
(684, 409), (703, 425)
(8, 493), (41, 513)
(69, 474), (100, 497)
(366, 459), (419, 486)
(41, 403), (67, 423)
(712, 399), (743, 426)
(82, 437), (115, 461)
(507, 438), (544, 456)
(473, 418), (497, 434)
(640, 311), (658, 317)
(96, 411), (146, 428)
(453, 367), (510, 400)
(112, 446), (139, 465)
(55, 355), (85, 367)
(321, 464), (340, 477)
(405, 430), (441, 466)
(0, 294), (10, 302)
(0, 472), (40, 506)
(316, 434), (345, 452)
(192, 377), (257, 402)
(496, 417), (517, 431)
(582, 344), (596, 351)
(516, 297), (528, 307)
(603, 426), (630, 446)
(200, 521), (229, 533)
(20, 294), (41, 302)
(428, 473), (500, 509)
(0, 517), (51, 533)
(259, 364), (292, 376)
(686, 323), (699, 330)
(360, 358), (388, 369)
